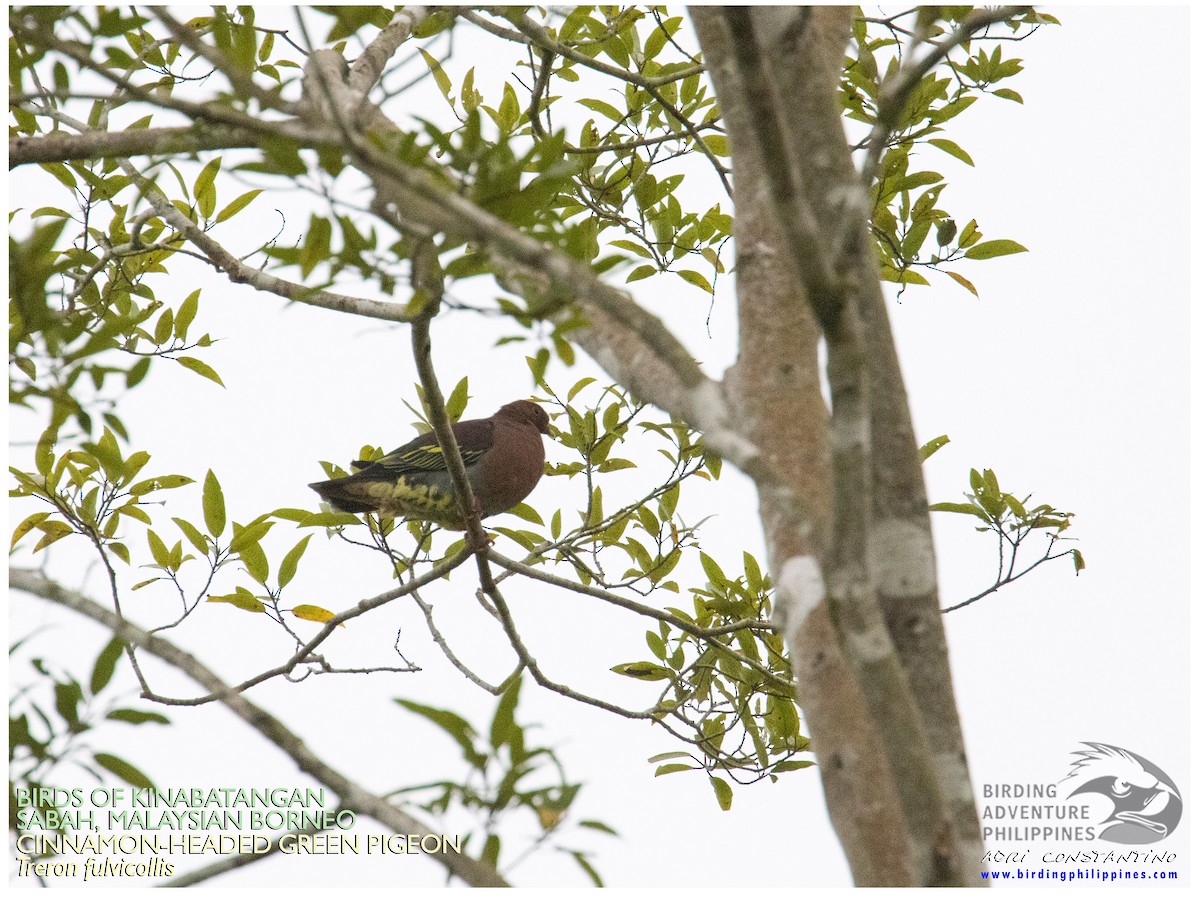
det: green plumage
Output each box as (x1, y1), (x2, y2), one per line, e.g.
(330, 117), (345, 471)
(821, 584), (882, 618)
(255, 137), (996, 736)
(309, 400), (550, 530)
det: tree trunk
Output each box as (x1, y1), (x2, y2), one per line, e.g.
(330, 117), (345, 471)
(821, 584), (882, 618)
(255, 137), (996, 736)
(692, 6), (984, 885)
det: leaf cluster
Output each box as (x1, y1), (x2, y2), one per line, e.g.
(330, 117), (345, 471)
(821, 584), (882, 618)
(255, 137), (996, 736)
(844, 9), (1052, 294)
(11, 631), (166, 849)
(393, 677), (614, 885)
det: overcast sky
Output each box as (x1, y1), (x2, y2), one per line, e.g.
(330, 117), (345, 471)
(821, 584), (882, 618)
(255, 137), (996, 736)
(7, 5), (1194, 894)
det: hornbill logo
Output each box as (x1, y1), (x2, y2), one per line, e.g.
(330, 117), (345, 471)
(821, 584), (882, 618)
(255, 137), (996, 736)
(1065, 742), (1182, 844)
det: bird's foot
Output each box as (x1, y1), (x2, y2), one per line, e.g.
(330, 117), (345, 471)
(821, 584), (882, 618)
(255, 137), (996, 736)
(464, 528), (495, 553)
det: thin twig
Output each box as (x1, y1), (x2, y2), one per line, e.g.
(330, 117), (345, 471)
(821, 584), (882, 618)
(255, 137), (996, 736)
(860, 6), (1027, 188)
(10, 567), (509, 888)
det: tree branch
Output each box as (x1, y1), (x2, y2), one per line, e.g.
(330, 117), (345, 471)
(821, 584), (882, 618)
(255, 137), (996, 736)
(716, 7), (844, 336)
(150, 7), (297, 114)
(495, 10), (729, 194)
(137, 546), (471, 706)
(861, 6), (1028, 187)
(348, 7), (430, 95)
(116, 153), (419, 323)
(464, 9), (705, 89)
(9, 566), (509, 888)
(9, 124), (271, 167)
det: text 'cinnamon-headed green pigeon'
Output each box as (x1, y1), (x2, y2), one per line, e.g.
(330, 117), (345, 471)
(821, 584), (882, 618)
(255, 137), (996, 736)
(309, 400), (550, 530)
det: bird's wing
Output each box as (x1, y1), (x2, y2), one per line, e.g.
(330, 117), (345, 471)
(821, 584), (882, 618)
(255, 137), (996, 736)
(361, 419), (494, 476)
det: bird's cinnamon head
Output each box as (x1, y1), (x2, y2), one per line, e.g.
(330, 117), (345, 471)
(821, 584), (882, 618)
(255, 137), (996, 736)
(496, 400), (550, 435)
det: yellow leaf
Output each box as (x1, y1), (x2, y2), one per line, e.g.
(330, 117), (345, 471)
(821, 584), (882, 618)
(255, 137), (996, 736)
(534, 806), (563, 830)
(945, 270), (978, 297)
(291, 604), (338, 625)
(207, 590), (265, 613)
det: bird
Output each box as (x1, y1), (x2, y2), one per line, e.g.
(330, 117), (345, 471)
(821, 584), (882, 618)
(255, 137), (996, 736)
(309, 400), (550, 530)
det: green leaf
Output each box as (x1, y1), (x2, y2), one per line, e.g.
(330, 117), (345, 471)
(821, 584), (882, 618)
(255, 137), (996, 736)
(598, 458), (636, 473)
(983, 469), (1000, 498)
(128, 474), (194, 495)
(489, 677), (521, 750)
(277, 535), (311, 589)
(123, 450), (152, 482)
(647, 750), (693, 763)
(460, 66), (481, 112)
(676, 269), (713, 293)
(93, 752), (155, 790)
(958, 218), (980, 247)
(54, 680), (83, 728)
(154, 308), (174, 344)
(610, 662), (673, 681)
(1072, 549), (1086, 573)
(215, 189), (263, 223)
(929, 501), (989, 523)
(918, 434), (950, 462)
(207, 587), (265, 613)
(965, 239), (1027, 260)
(193, 157), (221, 219)
(173, 517), (210, 554)
(645, 630), (666, 660)
(506, 502), (543, 525)
(412, 9), (455, 38)
(927, 138), (974, 166)
(177, 356), (225, 387)
(107, 708), (170, 725)
(202, 469), (226, 537)
(654, 763), (693, 776)
(126, 357), (151, 388)
(418, 49), (452, 98)
(229, 519), (274, 554)
(771, 759), (816, 773)
(578, 819), (619, 835)
(497, 82), (520, 133)
(1003, 493), (1028, 518)
(300, 511), (362, 527)
(239, 540), (270, 585)
(743, 552), (763, 594)
(146, 530), (172, 568)
(699, 551), (725, 586)
(577, 98), (622, 121)
(992, 87), (1023, 104)
(90, 636), (124, 695)
(608, 239), (651, 259)
(444, 377), (470, 421)
(11, 512), (51, 549)
(395, 699), (486, 769)
(33, 520), (74, 552)
(568, 850), (603, 887)
(567, 377), (596, 401)
(299, 216), (331, 277)
(710, 775), (733, 811)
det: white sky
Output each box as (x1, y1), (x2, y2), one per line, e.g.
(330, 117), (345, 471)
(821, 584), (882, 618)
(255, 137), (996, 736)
(6, 4), (1195, 896)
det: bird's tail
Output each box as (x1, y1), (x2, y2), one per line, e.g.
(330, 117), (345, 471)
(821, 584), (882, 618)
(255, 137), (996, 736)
(308, 477), (376, 514)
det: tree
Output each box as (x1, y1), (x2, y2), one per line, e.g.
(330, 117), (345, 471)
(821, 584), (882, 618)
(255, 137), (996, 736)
(10, 5), (1071, 887)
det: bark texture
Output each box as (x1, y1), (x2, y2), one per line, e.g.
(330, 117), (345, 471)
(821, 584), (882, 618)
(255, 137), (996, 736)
(692, 6), (983, 885)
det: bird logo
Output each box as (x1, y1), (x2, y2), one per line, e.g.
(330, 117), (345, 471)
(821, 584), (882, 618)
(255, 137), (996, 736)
(1064, 742), (1182, 844)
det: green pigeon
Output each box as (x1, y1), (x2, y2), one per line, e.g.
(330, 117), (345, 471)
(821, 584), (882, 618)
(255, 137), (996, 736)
(309, 400), (550, 529)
